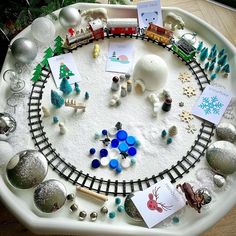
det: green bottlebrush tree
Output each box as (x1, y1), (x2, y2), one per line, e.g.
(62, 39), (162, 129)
(51, 89), (64, 108)
(60, 77), (72, 95)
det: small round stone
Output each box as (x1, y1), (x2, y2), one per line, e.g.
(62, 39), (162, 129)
(109, 211), (116, 219)
(66, 193), (75, 201)
(213, 174), (226, 188)
(89, 148), (96, 155)
(130, 157), (136, 165)
(102, 129), (108, 136)
(79, 211), (87, 220)
(90, 212), (98, 222)
(100, 149), (108, 158)
(116, 130), (128, 141)
(70, 203), (78, 212)
(116, 165), (122, 173)
(111, 139), (119, 148)
(167, 137), (173, 144)
(118, 142), (129, 152)
(109, 159), (119, 169)
(128, 147), (137, 156)
(91, 159), (101, 169)
(117, 205), (125, 213)
(126, 136), (136, 146)
(115, 197), (122, 205)
(100, 206), (108, 214)
(172, 216), (180, 224)
(121, 158), (131, 169)
(100, 157), (109, 167)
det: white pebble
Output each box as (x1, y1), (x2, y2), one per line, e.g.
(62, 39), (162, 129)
(101, 157), (109, 167)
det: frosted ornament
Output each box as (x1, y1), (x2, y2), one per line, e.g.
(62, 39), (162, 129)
(31, 17), (55, 43)
(59, 7), (81, 29)
(133, 55), (168, 92)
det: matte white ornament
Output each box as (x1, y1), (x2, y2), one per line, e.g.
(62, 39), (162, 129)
(59, 122), (66, 135)
(31, 17), (55, 43)
(133, 55), (168, 92)
(147, 93), (160, 117)
(42, 106), (50, 117)
(59, 7), (81, 29)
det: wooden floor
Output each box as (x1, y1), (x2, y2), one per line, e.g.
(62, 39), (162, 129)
(0, 0), (236, 235)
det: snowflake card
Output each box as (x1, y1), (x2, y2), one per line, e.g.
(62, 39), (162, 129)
(131, 179), (185, 228)
(137, 0), (163, 30)
(48, 53), (80, 88)
(192, 85), (232, 125)
(106, 42), (134, 74)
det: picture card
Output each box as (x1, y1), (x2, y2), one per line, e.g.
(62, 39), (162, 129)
(48, 53), (80, 88)
(137, 0), (163, 30)
(192, 85), (232, 125)
(131, 179), (185, 228)
(106, 42), (134, 74)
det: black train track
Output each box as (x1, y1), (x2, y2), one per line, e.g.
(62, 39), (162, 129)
(28, 33), (215, 196)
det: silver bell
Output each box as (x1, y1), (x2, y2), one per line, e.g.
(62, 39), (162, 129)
(0, 113), (16, 137)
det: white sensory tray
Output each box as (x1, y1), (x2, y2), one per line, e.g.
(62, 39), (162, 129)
(0, 3), (236, 236)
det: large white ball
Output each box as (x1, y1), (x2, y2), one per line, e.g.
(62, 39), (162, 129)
(11, 37), (38, 64)
(0, 141), (13, 167)
(133, 54), (168, 91)
(31, 17), (55, 43)
(59, 7), (81, 29)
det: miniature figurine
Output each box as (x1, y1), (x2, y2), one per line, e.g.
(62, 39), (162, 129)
(177, 182), (205, 213)
(85, 91), (89, 100)
(59, 122), (66, 135)
(74, 82), (81, 94)
(93, 44), (100, 58)
(111, 76), (120, 91)
(168, 126), (177, 136)
(164, 12), (185, 31)
(147, 93), (160, 117)
(162, 97), (172, 112)
(120, 86), (127, 97)
(42, 106), (50, 117)
(81, 8), (108, 22)
(127, 80), (132, 92)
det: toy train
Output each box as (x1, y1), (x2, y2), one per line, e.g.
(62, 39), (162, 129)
(63, 18), (196, 61)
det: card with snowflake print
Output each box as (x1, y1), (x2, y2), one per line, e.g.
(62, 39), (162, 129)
(192, 85), (232, 124)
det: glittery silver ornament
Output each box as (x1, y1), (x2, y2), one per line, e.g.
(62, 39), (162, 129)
(213, 174), (226, 188)
(70, 203), (78, 212)
(6, 150), (48, 189)
(66, 193), (75, 201)
(0, 113), (16, 140)
(206, 141), (236, 175)
(10, 38), (38, 64)
(34, 179), (67, 213)
(79, 211), (87, 220)
(90, 212), (98, 222)
(216, 122), (236, 143)
(195, 188), (212, 205)
(100, 206), (108, 214)
(124, 193), (143, 222)
(59, 7), (81, 29)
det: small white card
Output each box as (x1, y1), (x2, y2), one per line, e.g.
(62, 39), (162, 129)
(137, 0), (163, 30)
(131, 179), (185, 228)
(48, 53), (80, 88)
(106, 42), (134, 74)
(192, 85), (232, 125)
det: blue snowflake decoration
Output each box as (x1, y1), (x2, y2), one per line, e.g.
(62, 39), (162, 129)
(199, 96), (223, 115)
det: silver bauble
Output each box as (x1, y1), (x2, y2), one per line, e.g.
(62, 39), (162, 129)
(0, 113), (16, 140)
(34, 179), (67, 213)
(59, 7), (81, 29)
(31, 17), (55, 43)
(196, 188), (212, 205)
(6, 150), (48, 189)
(11, 38), (38, 64)
(216, 122), (236, 143)
(206, 141), (236, 175)
(213, 174), (226, 188)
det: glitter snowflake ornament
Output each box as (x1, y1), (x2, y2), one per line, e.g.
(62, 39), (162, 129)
(179, 111), (194, 123)
(178, 71), (191, 83)
(186, 124), (197, 134)
(199, 96), (223, 115)
(183, 86), (196, 98)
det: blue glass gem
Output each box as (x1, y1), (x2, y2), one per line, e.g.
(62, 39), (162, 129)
(109, 211), (116, 219)
(109, 159), (119, 169)
(102, 129), (108, 136)
(115, 197), (121, 205)
(53, 116), (59, 124)
(91, 159), (100, 168)
(126, 136), (136, 146)
(111, 139), (119, 148)
(116, 130), (128, 141)
(118, 142), (129, 152)
(172, 216), (180, 224)
(128, 147), (137, 156)
(116, 165), (122, 173)
(100, 149), (108, 158)
(167, 137), (173, 144)
(89, 148), (96, 155)
(161, 130), (167, 137)
(117, 205), (125, 213)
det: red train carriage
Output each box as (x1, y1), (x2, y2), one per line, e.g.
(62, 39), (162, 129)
(107, 18), (138, 35)
(145, 23), (173, 45)
(88, 18), (104, 40)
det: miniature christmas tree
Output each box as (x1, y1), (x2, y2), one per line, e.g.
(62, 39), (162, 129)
(212, 57), (216, 63)
(208, 50), (214, 60)
(217, 54), (227, 66)
(199, 47), (208, 61)
(59, 62), (75, 80)
(218, 48), (225, 58)
(210, 73), (217, 80)
(41, 47), (54, 68)
(85, 91), (89, 100)
(196, 41), (203, 53)
(112, 51), (116, 58)
(204, 61), (210, 70)
(222, 64), (230, 73)
(60, 77), (72, 95)
(54, 36), (64, 55)
(32, 64), (42, 82)
(51, 90), (64, 108)
(215, 65), (221, 73)
(210, 44), (217, 53)
(74, 82), (81, 94)
(212, 49), (217, 59)
(209, 61), (215, 71)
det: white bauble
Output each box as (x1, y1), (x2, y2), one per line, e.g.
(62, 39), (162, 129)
(59, 7), (81, 29)
(0, 141), (14, 167)
(133, 54), (168, 91)
(31, 17), (55, 43)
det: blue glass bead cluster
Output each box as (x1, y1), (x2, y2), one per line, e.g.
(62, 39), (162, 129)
(89, 123), (139, 173)
(108, 197), (125, 219)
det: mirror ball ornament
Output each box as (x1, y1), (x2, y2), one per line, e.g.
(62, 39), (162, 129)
(31, 17), (55, 43)
(0, 112), (17, 141)
(206, 141), (236, 175)
(59, 7), (81, 29)
(6, 150), (48, 189)
(10, 38), (38, 64)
